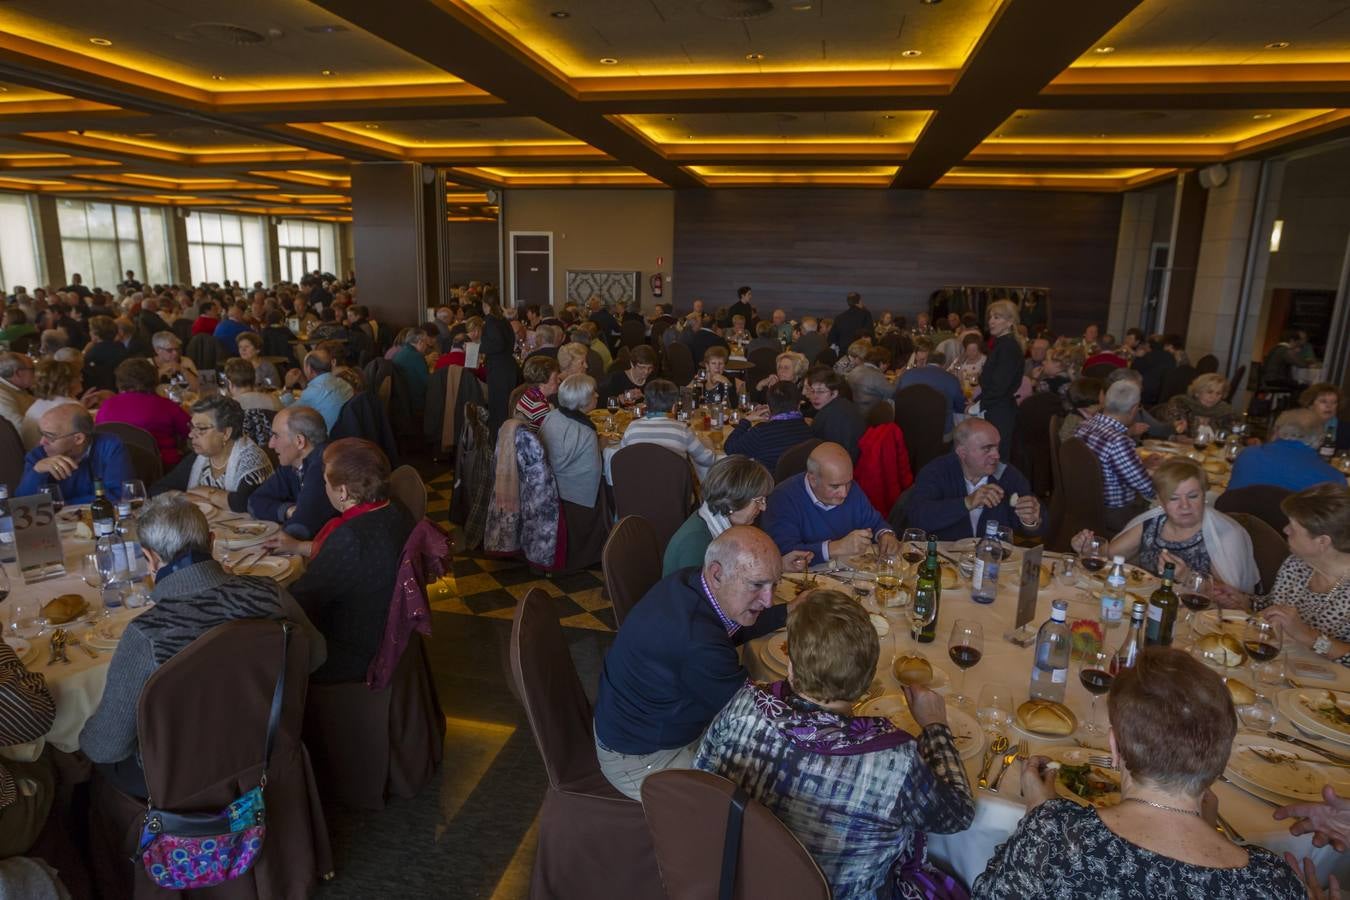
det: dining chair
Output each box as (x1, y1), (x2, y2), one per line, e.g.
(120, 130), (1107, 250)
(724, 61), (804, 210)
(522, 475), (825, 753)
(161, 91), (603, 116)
(1226, 512), (1290, 595)
(124, 441), (163, 487)
(640, 769), (830, 900)
(773, 438), (821, 484)
(510, 588), (664, 899)
(1013, 392), (1065, 498)
(664, 341), (696, 386)
(1047, 438), (1107, 551)
(389, 464), (427, 522)
(0, 417), (22, 494)
(184, 332), (221, 371)
(1214, 484), (1292, 534)
(94, 421), (159, 459)
(892, 383), (947, 476)
(1194, 354), (1220, 375)
(611, 444), (696, 555)
(602, 516), (663, 628)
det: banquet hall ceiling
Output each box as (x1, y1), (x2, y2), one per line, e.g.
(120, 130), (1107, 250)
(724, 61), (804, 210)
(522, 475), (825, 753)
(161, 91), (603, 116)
(0, 0), (1344, 219)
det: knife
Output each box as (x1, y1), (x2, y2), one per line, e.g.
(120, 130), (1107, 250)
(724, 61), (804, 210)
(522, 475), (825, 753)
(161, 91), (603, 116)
(1268, 731), (1350, 765)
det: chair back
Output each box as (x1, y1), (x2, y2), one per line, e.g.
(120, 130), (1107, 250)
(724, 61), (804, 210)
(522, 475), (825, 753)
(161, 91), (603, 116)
(171, 318), (195, 346)
(508, 383), (530, 420)
(640, 769), (830, 900)
(1159, 364), (1197, 404)
(1226, 512), (1290, 595)
(1046, 413), (1065, 543)
(184, 333), (221, 371)
(1082, 363), (1116, 380)
(1195, 354), (1219, 375)
(665, 341), (696, 386)
(610, 346), (631, 375)
(773, 438), (821, 484)
(586, 349), (605, 380)
(124, 442), (164, 486)
(892, 383), (947, 476)
(602, 516), (663, 628)
(95, 421), (159, 459)
(510, 587), (604, 791)
(1214, 483), (1292, 533)
(611, 444), (696, 554)
(7, 333), (33, 355)
(389, 465), (427, 522)
(0, 417), (22, 494)
(1048, 438), (1107, 550)
(813, 348), (837, 368)
(1013, 392), (1065, 497)
(864, 401), (895, 428)
(620, 320), (647, 350)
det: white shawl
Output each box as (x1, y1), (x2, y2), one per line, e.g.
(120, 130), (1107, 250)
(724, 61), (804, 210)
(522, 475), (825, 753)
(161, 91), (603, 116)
(1122, 505), (1260, 593)
(696, 502), (733, 540)
(187, 438), (272, 492)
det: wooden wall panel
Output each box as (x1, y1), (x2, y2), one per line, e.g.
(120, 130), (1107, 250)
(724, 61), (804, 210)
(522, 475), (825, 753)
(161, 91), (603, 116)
(445, 220), (499, 287)
(673, 188), (1122, 335)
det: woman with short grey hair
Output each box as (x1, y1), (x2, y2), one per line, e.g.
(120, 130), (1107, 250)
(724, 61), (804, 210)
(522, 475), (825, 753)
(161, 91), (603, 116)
(539, 373), (607, 570)
(150, 394), (273, 513)
(151, 329), (199, 390)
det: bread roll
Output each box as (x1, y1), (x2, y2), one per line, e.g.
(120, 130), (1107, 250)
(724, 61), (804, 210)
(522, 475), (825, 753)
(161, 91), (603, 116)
(43, 594), (87, 625)
(869, 613), (890, 637)
(1017, 699), (1077, 736)
(1197, 632), (1247, 667)
(1039, 564), (1053, 588)
(893, 655), (934, 686)
(1225, 678), (1257, 706)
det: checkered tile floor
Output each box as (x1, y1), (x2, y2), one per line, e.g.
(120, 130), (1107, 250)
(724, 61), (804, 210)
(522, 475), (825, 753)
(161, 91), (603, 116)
(420, 470), (616, 632)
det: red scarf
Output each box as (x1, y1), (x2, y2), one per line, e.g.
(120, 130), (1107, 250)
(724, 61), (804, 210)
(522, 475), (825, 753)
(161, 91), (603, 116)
(311, 500), (387, 557)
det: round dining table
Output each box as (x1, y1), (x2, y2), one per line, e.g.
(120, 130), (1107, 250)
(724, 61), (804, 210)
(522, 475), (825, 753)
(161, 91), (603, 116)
(742, 539), (1350, 889)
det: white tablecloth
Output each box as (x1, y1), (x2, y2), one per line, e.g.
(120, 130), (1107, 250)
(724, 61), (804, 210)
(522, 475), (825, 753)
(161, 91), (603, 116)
(744, 545), (1350, 888)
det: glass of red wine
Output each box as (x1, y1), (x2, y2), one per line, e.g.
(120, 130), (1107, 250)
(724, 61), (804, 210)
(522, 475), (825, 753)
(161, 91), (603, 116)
(901, 529), (926, 568)
(1178, 571), (1213, 644)
(947, 619), (983, 710)
(1080, 535), (1108, 575)
(1078, 645), (1114, 737)
(1244, 617), (1284, 685)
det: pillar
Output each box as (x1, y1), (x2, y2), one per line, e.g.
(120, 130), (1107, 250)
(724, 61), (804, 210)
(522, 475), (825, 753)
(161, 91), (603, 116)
(350, 161), (447, 327)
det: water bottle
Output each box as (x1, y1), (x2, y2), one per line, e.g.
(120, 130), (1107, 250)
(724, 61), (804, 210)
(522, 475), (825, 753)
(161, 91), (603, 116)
(1101, 555), (1127, 628)
(971, 520), (1002, 604)
(112, 501), (147, 583)
(1029, 599), (1071, 703)
(0, 485), (15, 564)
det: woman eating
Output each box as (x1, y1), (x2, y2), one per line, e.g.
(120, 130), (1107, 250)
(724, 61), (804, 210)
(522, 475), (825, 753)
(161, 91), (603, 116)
(599, 344), (655, 407)
(538, 373), (607, 571)
(691, 345), (742, 406)
(266, 438), (414, 683)
(696, 590), (974, 899)
(1167, 373), (1234, 433)
(95, 357), (191, 468)
(1214, 482), (1350, 666)
(152, 395), (273, 513)
(1072, 457), (1259, 592)
(972, 648), (1305, 899)
(151, 331), (199, 392)
(663, 455), (812, 575)
(236, 331), (281, 388)
(948, 332), (987, 386)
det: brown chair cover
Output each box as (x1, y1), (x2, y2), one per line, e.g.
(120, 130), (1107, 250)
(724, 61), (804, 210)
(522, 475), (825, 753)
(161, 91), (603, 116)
(893, 383), (947, 477)
(90, 620), (333, 899)
(389, 464), (427, 522)
(1159, 364), (1198, 405)
(585, 349), (605, 380)
(611, 444), (695, 555)
(640, 769), (830, 900)
(509, 589), (663, 900)
(864, 401), (895, 428)
(1013, 392), (1065, 498)
(95, 421), (160, 459)
(1214, 484), (1292, 534)
(1048, 438), (1107, 551)
(126, 443), (164, 489)
(0, 417), (22, 494)
(664, 341), (696, 386)
(303, 633), (445, 811)
(561, 488), (611, 574)
(610, 346), (631, 374)
(184, 333), (220, 372)
(620, 320), (647, 350)
(774, 438), (821, 484)
(602, 516), (663, 627)
(1226, 512), (1290, 595)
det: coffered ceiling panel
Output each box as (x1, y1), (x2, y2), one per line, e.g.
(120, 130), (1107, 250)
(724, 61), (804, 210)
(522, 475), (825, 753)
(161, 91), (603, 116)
(989, 108), (1335, 143)
(318, 117), (584, 147)
(619, 110), (932, 144)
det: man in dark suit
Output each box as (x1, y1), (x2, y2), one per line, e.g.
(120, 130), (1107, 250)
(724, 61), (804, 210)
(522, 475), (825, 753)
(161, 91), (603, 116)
(804, 365), (865, 460)
(586, 297), (621, 351)
(792, 316), (827, 365)
(136, 297), (171, 337)
(687, 318), (730, 368)
(827, 292), (875, 351)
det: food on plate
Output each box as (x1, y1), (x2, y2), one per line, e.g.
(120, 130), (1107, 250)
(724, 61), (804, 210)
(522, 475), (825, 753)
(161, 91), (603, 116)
(1126, 567), (1148, 585)
(1300, 691), (1350, 735)
(1016, 699), (1077, 737)
(869, 613), (890, 637)
(1196, 632), (1247, 667)
(893, 655), (934, 686)
(1009, 492), (1020, 508)
(1056, 762), (1122, 807)
(1224, 678), (1257, 706)
(43, 593), (88, 625)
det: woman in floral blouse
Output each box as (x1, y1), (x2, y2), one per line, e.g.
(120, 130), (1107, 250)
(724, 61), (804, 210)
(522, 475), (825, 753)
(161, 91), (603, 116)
(695, 590), (973, 900)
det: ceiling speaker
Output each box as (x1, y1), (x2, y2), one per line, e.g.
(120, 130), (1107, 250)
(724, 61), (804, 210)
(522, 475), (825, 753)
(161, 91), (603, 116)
(1197, 164), (1228, 190)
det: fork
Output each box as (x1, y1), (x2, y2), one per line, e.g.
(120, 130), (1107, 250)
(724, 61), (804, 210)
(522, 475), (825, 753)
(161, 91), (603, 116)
(1087, 756), (1117, 769)
(1215, 812), (1246, 845)
(990, 740), (1026, 792)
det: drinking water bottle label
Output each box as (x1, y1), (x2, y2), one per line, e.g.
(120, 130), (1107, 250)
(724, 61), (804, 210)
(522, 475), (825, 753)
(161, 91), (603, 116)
(1051, 667), (1067, 684)
(1100, 594), (1124, 624)
(972, 560), (986, 590)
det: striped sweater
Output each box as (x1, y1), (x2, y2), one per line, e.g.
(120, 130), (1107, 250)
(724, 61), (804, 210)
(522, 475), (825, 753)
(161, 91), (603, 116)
(0, 642), (54, 809)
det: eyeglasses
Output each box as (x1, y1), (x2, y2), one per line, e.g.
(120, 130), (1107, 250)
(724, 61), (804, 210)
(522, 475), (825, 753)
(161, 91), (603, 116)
(39, 430), (79, 443)
(189, 423), (218, 435)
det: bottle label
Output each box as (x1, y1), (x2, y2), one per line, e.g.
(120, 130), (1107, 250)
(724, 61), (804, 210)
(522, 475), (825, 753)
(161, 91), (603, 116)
(1051, 667), (1067, 684)
(1148, 604), (1163, 622)
(972, 560), (985, 589)
(1101, 596), (1124, 622)
(94, 520), (114, 538)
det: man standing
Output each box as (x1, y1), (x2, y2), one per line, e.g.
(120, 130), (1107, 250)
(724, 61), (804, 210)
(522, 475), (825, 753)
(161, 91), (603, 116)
(1074, 380), (1159, 532)
(827, 292), (874, 352)
(804, 366), (865, 460)
(281, 348), (353, 431)
(761, 442), (899, 561)
(594, 526), (791, 799)
(903, 419), (1042, 541)
(248, 406), (337, 539)
(728, 286), (754, 327)
(17, 405), (133, 504)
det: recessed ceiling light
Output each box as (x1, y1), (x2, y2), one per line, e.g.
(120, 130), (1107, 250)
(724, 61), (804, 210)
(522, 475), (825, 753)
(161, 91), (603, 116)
(665, 116), (677, 121)
(1013, 113), (1028, 119)
(789, 1), (813, 10)
(211, 74), (227, 81)
(919, 0), (942, 4)
(599, 57), (618, 65)
(1097, 132), (1108, 138)
(1094, 46), (1116, 54)
(1252, 113), (1273, 120)
(1264, 41), (1290, 49)
(0, 88), (8, 94)
(364, 123), (381, 129)
(320, 68), (337, 76)
(901, 49), (922, 58)
(745, 52), (765, 61)
(88, 37), (113, 46)
(550, 10), (571, 18)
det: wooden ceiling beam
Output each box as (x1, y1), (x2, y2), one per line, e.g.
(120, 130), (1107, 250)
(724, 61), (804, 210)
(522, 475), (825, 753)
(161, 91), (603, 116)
(894, 0), (1145, 189)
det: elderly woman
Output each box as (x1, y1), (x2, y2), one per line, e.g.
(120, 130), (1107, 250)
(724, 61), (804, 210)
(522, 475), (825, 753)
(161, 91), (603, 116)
(754, 350), (809, 398)
(599, 344), (655, 407)
(539, 373), (609, 571)
(269, 438), (414, 683)
(95, 357), (191, 468)
(20, 359), (86, 449)
(1303, 382), (1348, 451)
(514, 355), (560, 430)
(151, 395), (273, 513)
(834, 338), (871, 377)
(973, 649), (1305, 899)
(980, 299), (1025, 460)
(392, 327), (433, 415)
(1214, 483), (1350, 666)
(664, 455), (813, 576)
(619, 378), (717, 477)
(691, 344), (742, 406)
(697, 590), (974, 899)
(1167, 373), (1234, 433)
(556, 340), (589, 380)
(1073, 458), (1259, 591)
(235, 331), (280, 388)
(948, 332), (987, 386)
(151, 331), (199, 392)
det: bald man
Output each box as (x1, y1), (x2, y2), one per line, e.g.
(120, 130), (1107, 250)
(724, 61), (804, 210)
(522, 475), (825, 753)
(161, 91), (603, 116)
(594, 526), (793, 800)
(17, 404), (133, 504)
(902, 418), (1042, 541)
(761, 442), (899, 561)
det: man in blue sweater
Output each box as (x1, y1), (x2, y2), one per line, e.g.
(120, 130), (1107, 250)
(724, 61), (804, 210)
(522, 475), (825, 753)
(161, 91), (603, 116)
(761, 442), (899, 561)
(247, 405), (337, 539)
(723, 380), (813, 472)
(896, 343), (965, 438)
(903, 418), (1044, 541)
(18, 405), (133, 504)
(1228, 408), (1345, 493)
(594, 526), (792, 799)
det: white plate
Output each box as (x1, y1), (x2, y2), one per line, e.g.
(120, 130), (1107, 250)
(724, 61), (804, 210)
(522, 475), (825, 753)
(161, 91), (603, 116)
(3, 637), (32, 662)
(764, 631), (790, 669)
(214, 520), (280, 550)
(758, 644), (787, 676)
(1278, 688), (1350, 747)
(1037, 745), (1123, 808)
(855, 694), (984, 760)
(1226, 733), (1350, 801)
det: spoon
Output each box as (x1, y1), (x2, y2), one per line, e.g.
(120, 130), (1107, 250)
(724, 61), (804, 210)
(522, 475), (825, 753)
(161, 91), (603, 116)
(978, 734), (1009, 789)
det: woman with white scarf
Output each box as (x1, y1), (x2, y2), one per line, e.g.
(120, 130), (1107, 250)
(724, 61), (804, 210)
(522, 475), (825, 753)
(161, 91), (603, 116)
(1072, 457), (1259, 592)
(662, 455), (814, 576)
(151, 394), (273, 514)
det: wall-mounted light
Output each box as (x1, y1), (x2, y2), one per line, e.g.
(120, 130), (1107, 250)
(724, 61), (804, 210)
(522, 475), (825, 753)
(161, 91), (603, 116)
(1269, 218), (1284, 253)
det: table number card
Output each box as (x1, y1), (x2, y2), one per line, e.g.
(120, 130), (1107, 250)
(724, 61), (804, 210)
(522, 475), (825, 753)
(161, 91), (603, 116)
(12, 494), (65, 583)
(1004, 546), (1043, 646)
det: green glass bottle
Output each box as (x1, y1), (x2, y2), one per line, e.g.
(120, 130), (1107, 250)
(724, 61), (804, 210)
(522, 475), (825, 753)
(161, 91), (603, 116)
(914, 536), (941, 644)
(1146, 562), (1179, 647)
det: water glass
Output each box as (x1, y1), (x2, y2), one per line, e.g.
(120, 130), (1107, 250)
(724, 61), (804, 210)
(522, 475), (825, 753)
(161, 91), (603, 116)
(82, 552), (112, 589)
(121, 479), (147, 510)
(8, 599), (44, 639)
(976, 683), (1013, 732)
(1236, 692), (1278, 732)
(1055, 555), (1080, 587)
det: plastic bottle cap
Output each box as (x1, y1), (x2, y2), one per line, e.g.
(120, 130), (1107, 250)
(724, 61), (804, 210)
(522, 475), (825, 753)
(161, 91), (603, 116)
(1112, 555), (1125, 564)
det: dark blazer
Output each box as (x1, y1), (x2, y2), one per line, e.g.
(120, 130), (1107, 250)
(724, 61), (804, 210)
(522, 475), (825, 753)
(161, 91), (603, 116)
(792, 331), (827, 364)
(828, 306), (875, 350)
(138, 311), (171, 337)
(902, 452), (1043, 541)
(246, 443), (338, 539)
(810, 395), (866, 460)
(687, 329), (729, 367)
(84, 340), (130, 392)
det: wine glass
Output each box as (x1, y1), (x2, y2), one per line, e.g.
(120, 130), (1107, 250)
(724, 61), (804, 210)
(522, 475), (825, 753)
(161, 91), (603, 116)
(1078, 645), (1115, 737)
(947, 619), (983, 709)
(996, 523), (1014, 560)
(607, 395), (619, 414)
(907, 583), (939, 655)
(121, 480), (146, 511)
(976, 682), (1013, 733)
(1244, 617), (1284, 685)
(39, 483), (63, 513)
(1193, 417), (1214, 453)
(1080, 536), (1108, 575)
(8, 598), (43, 640)
(901, 529), (926, 568)
(875, 554), (901, 608)
(1177, 571), (1213, 644)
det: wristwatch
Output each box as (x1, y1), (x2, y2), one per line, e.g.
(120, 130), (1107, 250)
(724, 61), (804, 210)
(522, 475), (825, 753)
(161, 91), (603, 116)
(1314, 633), (1334, 657)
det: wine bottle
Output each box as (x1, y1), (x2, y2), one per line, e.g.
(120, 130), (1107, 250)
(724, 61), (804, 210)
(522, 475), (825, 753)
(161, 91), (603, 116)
(1146, 563), (1179, 646)
(914, 537), (941, 644)
(1113, 601), (1147, 673)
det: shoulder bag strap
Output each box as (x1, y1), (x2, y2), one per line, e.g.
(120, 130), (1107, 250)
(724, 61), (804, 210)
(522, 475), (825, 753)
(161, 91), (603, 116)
(259, 621), (292, 785)
(717, 786), (749, 900)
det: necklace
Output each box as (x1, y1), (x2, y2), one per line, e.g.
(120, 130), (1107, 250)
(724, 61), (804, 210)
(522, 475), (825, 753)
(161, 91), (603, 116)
(1121, 797), (1201, 818)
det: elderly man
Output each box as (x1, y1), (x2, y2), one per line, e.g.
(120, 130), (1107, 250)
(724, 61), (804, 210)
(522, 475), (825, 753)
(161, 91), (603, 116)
(525, 323), (562, 363)
(212, 302), (250, 357)
(804, 366), (865, 460)
(0, 351), (35, 434)
(594, 526), (792, 799)
(792, 315), (826, 363)
(151, 331), (199, 391)
(18, 405), (132, 503)
(79, 494), (324, 797)
(762, 442), (899, 560)
(1074, 379), (1159, 532)
(618, 378), (717, 477)
(247, 405), (337, 539)
(281, 347), (353, 430)
(769, 308), (793, 345)
(1228, 409), (1345, 493)
(903, 418), (1043, 541)
(1023, 337), (1051, 379)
